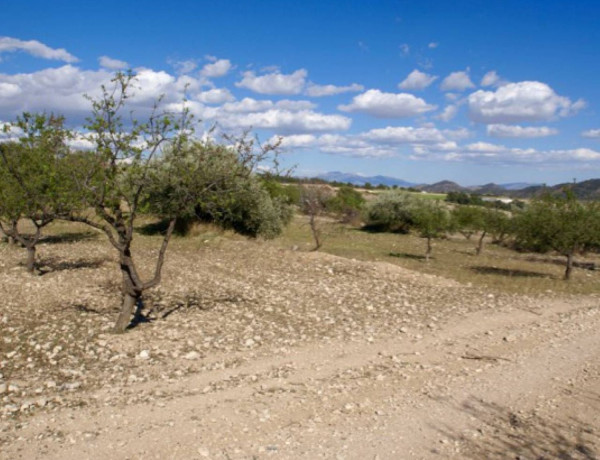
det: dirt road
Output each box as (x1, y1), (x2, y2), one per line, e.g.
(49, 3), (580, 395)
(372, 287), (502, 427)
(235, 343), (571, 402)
(1, 241), (599, 459)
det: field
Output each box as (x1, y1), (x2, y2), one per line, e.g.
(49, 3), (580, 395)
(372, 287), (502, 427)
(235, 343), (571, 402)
(0, 216), (599, 459)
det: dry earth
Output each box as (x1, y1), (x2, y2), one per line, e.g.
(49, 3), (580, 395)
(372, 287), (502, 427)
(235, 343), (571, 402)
(0, 234), (599, 459)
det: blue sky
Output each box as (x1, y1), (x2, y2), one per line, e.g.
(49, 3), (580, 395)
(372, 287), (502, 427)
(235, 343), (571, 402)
(1, 0), (600, 185)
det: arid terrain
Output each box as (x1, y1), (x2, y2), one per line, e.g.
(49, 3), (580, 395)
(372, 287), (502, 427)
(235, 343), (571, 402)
(1, 224), (599, 459)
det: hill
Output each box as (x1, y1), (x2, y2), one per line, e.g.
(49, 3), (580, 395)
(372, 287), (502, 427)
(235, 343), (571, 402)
(512, 178), (600, 200)
(316, 171), (417, 187)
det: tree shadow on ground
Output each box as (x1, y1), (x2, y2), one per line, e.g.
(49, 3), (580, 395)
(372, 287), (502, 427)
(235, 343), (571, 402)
(432, 396), (599, 459)
(40, 231), (98, 245)
(389, 252), (428, 261)
(38, 256), (107, 274)
(470, 266), (551, 278)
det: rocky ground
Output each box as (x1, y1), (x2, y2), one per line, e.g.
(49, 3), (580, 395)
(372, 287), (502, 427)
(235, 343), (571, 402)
(0, 234), (599, 459)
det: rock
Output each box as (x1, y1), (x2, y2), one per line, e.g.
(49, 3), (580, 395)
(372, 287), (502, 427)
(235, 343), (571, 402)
(503, 335), (517, 343)
(244, 338), (255, 347)
(184, 351), (200, 360)
(139, 350), (151, 360)
(0, 383), (7, 394)
(8, 384), (19, 393)
(198, 447), (210, 457)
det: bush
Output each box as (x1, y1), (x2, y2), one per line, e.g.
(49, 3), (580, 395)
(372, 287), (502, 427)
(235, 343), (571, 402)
(326, 186), (365, 224)
(366, 191), (418, 232)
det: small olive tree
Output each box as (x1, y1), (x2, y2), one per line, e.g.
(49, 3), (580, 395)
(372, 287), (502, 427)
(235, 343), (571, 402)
(0, 113), (73, 273)
(514, 191), (600, 280)
(411, 199), (453, 262)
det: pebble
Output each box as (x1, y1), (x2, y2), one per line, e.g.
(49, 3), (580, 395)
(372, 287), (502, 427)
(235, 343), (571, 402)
(139, 350), (151, 360)
(184, 351), (200, 360)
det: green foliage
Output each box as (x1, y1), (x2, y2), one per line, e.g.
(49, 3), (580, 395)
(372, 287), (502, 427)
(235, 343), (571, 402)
(451, 205), (485, 239)
(514, 192), (600, 255)
(366, 191), (418, 233)
(445, 191), (484, 206)
(326, 185), (365, 223)
(411, 199), (452, 240)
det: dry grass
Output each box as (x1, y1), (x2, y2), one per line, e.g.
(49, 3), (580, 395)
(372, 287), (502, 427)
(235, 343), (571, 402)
(274, 215), (600, 296)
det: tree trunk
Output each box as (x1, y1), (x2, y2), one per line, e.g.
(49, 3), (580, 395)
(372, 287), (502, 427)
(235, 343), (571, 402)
(114, 292), (139, 333)
(114, 266), (141, 333)
(26, 245), (36, 274)
(564, 252), (574, 281)
(425, 237), (432, 262)
(476, 231), (486, 255)
(310, 214), (321, 251)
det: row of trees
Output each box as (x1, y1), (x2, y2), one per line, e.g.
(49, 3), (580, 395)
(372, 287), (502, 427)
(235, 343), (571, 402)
(366, 190), (600, 279)
(0, 72), (292, 332)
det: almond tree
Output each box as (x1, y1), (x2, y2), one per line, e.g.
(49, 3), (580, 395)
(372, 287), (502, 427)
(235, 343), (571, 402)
(70, 72), (281, 332)
(514, 191), (600, 280)
(0, 113), (73, 273)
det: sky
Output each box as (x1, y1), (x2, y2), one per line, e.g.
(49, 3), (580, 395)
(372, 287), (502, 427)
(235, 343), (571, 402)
(1, 0), (600, 186)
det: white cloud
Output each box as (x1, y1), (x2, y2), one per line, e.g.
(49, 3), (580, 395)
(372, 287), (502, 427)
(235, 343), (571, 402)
(398, 69), (438, 91)
(305, 82), (364, 97)
(221, 97), (274, 113)
(215, 109), (351, 133)
(428, 42), (439, 49)
(399, 44), (410, 56)
(0, 37), (78, 63)
(582, 129), (600, 139)
(487, 124), (558, 138)
(468, 81), (584, 124)
(170, 59), (198, 75)
(440, 70), (475, 92)
(195, 88), (235, 104)
(435, 105), (459, 122)
(480, 70), (504, 87)
(235, 69), (307, 95)
(410, 141), (600, 165)
(362, 126), (446, 144)
(98, 56), (129, 70)
(275, 100), (316, 111)
(0, 65), (207, 121)
(338, 89), (436, 118)
(200, 58), (232, 78)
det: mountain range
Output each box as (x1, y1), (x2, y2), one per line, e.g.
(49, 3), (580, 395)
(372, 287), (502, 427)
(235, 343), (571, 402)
(315, 172), (538, 192)
(314, 172), (600, 199)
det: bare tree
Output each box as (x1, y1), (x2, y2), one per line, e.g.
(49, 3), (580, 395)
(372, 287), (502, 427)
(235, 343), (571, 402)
(300, 185), (333, 250)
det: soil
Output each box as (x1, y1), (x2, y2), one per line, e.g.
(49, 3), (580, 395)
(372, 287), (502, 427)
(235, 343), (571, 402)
(1, 235), (599, 459)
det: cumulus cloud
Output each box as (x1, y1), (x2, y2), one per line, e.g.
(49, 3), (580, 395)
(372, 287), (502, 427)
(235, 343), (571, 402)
(440, 70), (475, 92)
(435, 105), (459, 122)
(214, 109), (351, 133)
(362, 126), (446, 144)
(480, 70), (507, 87)
(199, 58), (232, 78)
(338, 89), (436, 118)
(305, 82), (364, 97)
(273, 125), (470, 159)
(487, 124), (558, 138)
(411, 141), (600, 165)
(582, 129), (600, 139)
(398, 69), (438, 91)
(170, 59), (198, 75)
(0, 37), (78, 63)
(235, 69), (307, 95)
(468, 81), (585, 124)
(195, 88), (235, 104)
(0, 65), (208, 121)
(428, 42), (439, 49)
(98, 56), (129, 70)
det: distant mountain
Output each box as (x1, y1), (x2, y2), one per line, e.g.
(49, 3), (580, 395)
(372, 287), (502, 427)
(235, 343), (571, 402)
(470, 183), (507, 195)
(511, 179), (600, 200)
(316, 171), (417, 188)
(498, 182), (540, 191)
(418, 180), (469, 193)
